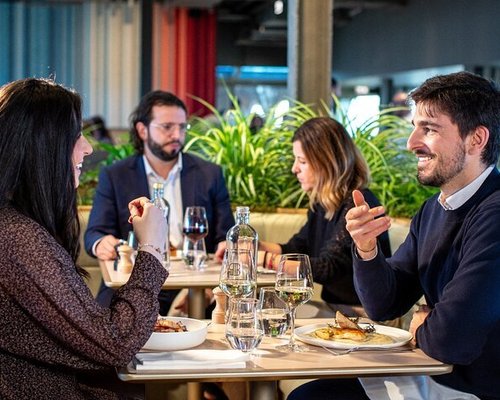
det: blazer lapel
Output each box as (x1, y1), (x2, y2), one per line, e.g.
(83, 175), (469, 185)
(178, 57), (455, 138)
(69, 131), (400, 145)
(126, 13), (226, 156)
(129, 155), (150, 198)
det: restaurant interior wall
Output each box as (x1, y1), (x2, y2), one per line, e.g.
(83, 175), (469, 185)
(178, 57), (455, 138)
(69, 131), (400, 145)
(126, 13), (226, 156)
(2, 0), (500, 127)
(331, 0), (500, 87)
(217, 0), (500, 92)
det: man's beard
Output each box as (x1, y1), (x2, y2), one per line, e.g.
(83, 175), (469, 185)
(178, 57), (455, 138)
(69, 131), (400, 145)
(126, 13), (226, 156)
(416, 142), (466, 188)
(147, 136), (183, 162)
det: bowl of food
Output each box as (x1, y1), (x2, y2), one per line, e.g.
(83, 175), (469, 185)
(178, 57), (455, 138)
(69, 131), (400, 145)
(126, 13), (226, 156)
(143, 316), (208, 351)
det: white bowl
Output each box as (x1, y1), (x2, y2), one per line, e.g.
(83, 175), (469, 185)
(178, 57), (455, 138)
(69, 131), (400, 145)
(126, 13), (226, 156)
(143, 317), (208, 351)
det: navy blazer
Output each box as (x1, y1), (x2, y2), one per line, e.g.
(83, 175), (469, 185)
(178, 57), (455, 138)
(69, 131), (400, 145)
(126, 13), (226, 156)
(84, 153), (235, 255)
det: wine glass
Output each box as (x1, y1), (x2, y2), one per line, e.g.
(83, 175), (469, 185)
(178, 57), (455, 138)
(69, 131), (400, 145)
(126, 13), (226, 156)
(225, 297), (263, 353)
(182, 206), (208, 269)
(275, 253), (314, 352)
(219, 249), (257, 298)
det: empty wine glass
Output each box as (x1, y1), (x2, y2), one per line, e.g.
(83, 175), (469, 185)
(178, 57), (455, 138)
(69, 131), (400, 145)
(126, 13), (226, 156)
(182, 206), (208, 269)
(275, 253), (314, 352)
(219, 248), (257, 299)
(225, 297), (263, 353)
(257, 287), (289, 337)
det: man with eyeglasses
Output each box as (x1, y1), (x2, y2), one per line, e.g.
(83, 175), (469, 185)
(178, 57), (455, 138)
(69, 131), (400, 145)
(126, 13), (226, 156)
(84, 91), (235, 315)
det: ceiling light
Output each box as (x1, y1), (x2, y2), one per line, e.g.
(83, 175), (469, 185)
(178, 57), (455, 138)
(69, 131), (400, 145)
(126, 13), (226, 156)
(274, 0), (284, 15)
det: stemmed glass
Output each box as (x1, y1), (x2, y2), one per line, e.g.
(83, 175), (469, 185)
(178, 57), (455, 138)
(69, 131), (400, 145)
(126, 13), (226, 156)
(182, 206), (208, 269)
(219, 249), (257, 299)
(275, 253), (314, 352)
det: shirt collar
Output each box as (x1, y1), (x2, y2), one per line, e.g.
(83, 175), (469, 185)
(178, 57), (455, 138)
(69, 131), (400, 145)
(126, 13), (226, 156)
(438, 165), (494, 210)
(142, 153), (183, 182)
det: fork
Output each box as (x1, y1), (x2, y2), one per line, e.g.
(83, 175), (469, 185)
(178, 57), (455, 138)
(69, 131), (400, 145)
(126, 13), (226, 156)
(321, 345), (413, 356)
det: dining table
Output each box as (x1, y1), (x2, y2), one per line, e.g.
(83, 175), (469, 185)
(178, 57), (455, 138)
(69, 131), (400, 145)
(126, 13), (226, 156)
(118, 318), (452, 400)
(99, 257), (277, 319)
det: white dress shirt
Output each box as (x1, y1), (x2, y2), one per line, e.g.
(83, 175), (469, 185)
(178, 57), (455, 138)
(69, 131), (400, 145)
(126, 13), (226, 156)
(438, 165), (494, 210)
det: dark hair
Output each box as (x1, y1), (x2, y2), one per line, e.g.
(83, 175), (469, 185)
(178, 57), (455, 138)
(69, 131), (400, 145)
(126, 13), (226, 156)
(292, 117), (370, 219)
(0, 78), (86, 276)
(409, 71), (500, 165)
(129, 90), (188, 154)
(83, 115), (110, 142)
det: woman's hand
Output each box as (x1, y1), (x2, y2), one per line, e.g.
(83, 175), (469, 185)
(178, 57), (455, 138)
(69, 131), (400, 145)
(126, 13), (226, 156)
(128, 197), (167, 252)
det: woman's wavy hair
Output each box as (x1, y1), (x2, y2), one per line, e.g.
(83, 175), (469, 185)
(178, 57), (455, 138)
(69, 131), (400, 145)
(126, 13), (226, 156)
(129, 90), (188, 154)
(293, 117), (370, 219)
(0, 78), (86, 276)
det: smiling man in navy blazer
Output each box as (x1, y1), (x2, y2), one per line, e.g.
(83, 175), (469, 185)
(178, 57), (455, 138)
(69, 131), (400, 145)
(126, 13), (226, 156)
(84, 91), (234, 314)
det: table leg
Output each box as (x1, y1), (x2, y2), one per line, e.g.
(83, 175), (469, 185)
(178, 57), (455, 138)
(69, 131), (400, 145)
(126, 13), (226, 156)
(186, 288), (209, 399)
(187, 382), (202, 400)
(188, 287), (205, 319)
(145, 382), (186, 399)
(250, 381), (277, 400)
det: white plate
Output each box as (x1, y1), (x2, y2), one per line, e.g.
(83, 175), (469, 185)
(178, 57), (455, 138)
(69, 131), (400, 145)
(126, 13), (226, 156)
(294, 323), (412, 350)
(142, 317), (208, 351)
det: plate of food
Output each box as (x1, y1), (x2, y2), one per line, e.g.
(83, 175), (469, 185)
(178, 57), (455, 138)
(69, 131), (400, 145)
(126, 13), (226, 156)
(295, 311), (412, 350)
(143, 316), (208, 351)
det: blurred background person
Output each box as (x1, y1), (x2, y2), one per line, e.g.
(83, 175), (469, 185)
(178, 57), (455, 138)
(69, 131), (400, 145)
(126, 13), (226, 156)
(0, 78), (167, 399)
(83, 115), (113, 143)
(82, 115), (113, 172)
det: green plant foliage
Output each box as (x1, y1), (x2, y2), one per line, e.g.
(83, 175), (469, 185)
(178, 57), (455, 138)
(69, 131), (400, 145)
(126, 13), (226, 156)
(77, 132), (134, 205)
(185, 92), (307, 211)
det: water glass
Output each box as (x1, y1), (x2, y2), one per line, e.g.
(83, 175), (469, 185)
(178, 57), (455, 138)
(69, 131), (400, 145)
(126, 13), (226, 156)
(182, 235), (207, 270)
(225, 297), (263, 353)
(257, 287), (289, 337)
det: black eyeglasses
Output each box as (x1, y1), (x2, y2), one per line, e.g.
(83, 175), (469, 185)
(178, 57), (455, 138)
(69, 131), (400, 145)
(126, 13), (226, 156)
(149, 122), (190, 134)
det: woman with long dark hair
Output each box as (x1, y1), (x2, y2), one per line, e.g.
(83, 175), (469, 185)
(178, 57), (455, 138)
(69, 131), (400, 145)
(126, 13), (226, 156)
(0, 78), (167, 399)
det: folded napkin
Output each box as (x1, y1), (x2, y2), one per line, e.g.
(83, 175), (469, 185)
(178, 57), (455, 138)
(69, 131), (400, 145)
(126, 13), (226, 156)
(133, 350), (250, 372)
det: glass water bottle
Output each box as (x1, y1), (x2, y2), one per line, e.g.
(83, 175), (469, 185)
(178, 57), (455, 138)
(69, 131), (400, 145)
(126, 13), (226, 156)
(226, 206), (258, 268)
(152, 182), (170, 269)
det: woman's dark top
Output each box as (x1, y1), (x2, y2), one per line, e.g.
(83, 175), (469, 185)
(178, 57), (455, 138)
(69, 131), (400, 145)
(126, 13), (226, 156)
(280, 189), (391, 305)
(0, 207), (167, 399)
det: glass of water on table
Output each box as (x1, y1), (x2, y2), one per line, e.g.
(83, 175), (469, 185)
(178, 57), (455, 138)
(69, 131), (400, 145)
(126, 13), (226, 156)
(225, 297), (263, 353)
(257, 287), (289, 337)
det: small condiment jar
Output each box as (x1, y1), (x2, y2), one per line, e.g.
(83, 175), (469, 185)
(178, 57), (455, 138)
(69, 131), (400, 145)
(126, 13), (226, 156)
(211, 286), (227, 324)
(116, 243), (134, 274)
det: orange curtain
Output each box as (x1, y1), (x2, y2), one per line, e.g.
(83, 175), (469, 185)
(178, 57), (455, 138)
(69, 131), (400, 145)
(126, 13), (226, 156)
(152, 5), (216, 117)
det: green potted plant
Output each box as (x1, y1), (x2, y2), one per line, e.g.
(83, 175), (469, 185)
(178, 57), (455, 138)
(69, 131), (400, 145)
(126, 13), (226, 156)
(185, 92), (307, 211)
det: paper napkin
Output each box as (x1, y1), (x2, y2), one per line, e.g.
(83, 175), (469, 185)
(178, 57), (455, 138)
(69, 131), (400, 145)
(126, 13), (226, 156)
(133, 349), (250, 372)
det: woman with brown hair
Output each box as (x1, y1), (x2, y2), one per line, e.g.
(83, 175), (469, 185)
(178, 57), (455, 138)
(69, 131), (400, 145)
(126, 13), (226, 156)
(260, 117), (391, 316)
